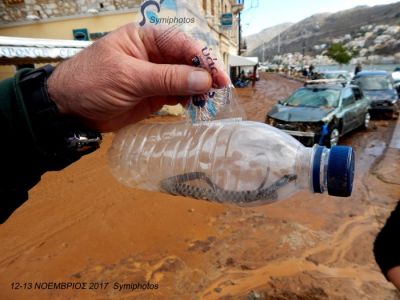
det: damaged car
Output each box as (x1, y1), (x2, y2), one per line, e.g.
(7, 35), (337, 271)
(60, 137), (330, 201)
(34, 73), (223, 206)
(265, 81), (370, 147)
(352, 71), (399, 119)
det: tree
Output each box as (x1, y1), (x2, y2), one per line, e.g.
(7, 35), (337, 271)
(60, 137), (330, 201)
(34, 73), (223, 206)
(326, 42), (356, 65)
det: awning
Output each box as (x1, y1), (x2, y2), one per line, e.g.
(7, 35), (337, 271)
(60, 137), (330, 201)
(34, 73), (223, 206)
(228, 54), (259, 67)
(0, 36), (92, 65)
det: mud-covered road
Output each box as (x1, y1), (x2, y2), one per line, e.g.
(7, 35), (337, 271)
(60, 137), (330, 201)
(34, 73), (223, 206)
(0, 73), (399, 300)
(202, 73), (400, 299)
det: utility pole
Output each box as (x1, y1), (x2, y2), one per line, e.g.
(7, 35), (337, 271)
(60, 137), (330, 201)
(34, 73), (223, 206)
(262, 41), (265, 62)
(277, 32), (280, 54)
(238, 10), (241, 55)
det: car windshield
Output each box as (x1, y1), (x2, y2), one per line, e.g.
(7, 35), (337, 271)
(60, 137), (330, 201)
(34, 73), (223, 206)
(284, 88), (340, 108)
(355, 75), (393, 90)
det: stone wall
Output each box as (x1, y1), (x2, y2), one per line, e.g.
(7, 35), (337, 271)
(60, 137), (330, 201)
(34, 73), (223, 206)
(202, 0), (232, 19)
(1, 0), (235, 25)
(0, 0), (141, 24)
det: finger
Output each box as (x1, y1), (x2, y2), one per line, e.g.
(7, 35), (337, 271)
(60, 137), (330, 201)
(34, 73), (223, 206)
(139, 25), (202, 65)
(130, 59), (212, 96)
(139, 25), (231, 88)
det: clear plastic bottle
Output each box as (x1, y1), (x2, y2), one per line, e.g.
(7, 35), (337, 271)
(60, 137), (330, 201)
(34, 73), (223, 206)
(108, 120), (355, 206)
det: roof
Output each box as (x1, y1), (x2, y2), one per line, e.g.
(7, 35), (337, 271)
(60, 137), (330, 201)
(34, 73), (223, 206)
(354, 70), (389, 77)
(303, 81), (359, 90)
(228, 54), (258, 67)
(304, 79), (348, 88)
(319, 70), (350, 74)
(303, 84), (345, 90)
(0, 36), (92, 65)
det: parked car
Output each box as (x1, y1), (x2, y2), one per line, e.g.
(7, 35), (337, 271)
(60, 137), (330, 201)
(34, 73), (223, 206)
(352, 71), (399, 119)
(318, 70), (352, 83)
(392, 68), (400, 81)
(394, 79), (400, 95)
(265, 80), (370, 147)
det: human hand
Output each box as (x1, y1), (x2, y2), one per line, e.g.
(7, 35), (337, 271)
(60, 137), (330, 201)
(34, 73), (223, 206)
(48, 23), (230, 132)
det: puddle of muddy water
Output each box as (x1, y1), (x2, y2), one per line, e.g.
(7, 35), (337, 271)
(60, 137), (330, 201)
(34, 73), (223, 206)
(364, 141), (386, 157)
(356, 140), (387, 174)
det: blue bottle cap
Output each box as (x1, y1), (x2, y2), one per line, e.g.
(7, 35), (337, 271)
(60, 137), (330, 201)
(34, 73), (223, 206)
(327, 146), (355, 197)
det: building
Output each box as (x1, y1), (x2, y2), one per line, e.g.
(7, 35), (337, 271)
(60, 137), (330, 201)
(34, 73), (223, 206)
(200, 0), (242, 66)
(0, 0), (244, 79)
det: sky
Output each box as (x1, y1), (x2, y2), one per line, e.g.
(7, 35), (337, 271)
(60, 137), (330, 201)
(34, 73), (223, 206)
(242, 0), (400, 36)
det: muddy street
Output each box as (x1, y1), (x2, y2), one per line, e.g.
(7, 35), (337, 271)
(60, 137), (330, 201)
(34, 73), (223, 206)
(199, 73), (400, 299)
(0, 73), (399, 300)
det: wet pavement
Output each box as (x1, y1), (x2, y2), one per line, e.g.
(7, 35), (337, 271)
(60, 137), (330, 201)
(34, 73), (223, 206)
(204, 73), (400, 299)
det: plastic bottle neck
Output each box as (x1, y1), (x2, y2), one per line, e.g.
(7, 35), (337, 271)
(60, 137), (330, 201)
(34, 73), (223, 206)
(295, 145), (330, 194)
(311, 145), (330, 193)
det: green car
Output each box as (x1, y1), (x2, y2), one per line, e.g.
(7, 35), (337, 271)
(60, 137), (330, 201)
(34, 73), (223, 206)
(265, 81), (370, 147)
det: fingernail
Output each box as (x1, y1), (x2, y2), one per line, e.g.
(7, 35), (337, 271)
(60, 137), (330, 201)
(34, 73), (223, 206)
(188, 71), (211, 93)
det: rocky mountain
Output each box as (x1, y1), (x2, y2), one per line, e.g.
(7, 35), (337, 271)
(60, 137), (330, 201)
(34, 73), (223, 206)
(247, 2), (400, 64)
(244, 22), (293, 54)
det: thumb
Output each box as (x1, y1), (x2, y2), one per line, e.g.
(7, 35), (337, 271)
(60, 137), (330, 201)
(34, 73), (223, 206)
(136, 60), (212, 96)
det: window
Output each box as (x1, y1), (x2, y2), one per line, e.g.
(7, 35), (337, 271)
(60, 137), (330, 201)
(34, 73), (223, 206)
(285, 88), (340, 108)
(355, 75), (393, 90)
(352, 87), (363, 101)
(342, 88), (355, 107)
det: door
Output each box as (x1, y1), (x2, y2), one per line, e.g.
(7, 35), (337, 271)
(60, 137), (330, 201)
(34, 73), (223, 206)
(340, 87), (357, 134)
(352, 86), (368, 127)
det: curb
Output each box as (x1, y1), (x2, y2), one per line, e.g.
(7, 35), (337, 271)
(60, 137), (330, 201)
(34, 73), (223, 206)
(389, 116), (400, 149)
(373, 117), (400, 186)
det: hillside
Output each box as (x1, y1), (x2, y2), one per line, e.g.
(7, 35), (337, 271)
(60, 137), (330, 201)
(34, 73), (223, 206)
(248, 2), (400, 63)
(245, 22), (293, 54)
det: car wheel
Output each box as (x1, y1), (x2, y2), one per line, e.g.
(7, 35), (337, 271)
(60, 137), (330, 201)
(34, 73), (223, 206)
(392, 108), (399, 120)
(362, 112), (371, 129)
(326, 127), (340, 148)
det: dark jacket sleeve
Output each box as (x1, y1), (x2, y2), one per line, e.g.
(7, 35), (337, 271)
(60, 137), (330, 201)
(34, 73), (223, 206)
(0, 69), (80, 223)
(374, 201), (400, 279)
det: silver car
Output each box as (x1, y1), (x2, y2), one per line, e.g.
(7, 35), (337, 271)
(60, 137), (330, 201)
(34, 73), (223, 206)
(266, 81), (370, 147)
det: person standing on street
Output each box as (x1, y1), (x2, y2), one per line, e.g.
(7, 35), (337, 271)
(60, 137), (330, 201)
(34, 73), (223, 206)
(354, 62), (362, 75)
